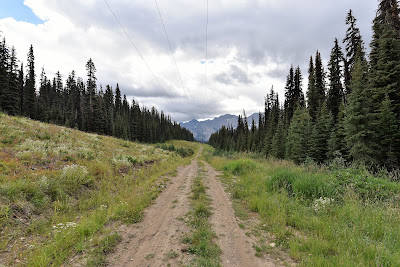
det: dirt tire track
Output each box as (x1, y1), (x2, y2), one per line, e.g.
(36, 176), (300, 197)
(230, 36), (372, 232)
(204, 162), (283, 267)
(108, 149), (202, 266)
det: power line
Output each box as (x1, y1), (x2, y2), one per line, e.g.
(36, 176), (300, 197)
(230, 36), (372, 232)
(154, 0), (185, 95)
(102, 0), (170, 97)
(205, 0), (209, 108)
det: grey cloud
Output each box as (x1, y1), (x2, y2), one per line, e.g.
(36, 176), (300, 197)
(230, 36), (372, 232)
(215, 65), (252, 85)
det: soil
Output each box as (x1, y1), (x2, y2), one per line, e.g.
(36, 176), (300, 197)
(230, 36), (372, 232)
(107, 152), (200, 267)
(107, 148), (293, 266)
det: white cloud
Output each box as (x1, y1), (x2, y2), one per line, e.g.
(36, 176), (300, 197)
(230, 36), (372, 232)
(0, 0), (376, 122)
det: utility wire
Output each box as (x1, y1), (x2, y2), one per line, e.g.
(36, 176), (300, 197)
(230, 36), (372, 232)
(154, 0), (185, 95)
(202, 0), (209, 143)
(205, 0), (209, 108)
(103, 0), (170, 97)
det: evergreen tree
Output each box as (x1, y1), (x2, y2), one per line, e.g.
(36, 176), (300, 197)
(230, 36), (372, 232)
(4, 47), (19, 115)
(286, 108), (311, 164)
(327, 103), (347, 160)
(18, 63), (24, 115)
(24, 45), (36, 119)
(85, 58), (97, 132)
(344, 56), (378, 165)
(343, 10), (365, 96)
(0, 37), (8, 112)
(308, 104), (334, 163)
(327, 38), (344, 120)
(285, 66), (304, 123)
(315, 51), (326, 107)
(376, 94), (399, 167)
(270, 119), (286, 159)
(306, 56), (318, 120)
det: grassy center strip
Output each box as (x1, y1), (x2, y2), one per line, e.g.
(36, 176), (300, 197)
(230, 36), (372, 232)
(183, 162), (221, 266)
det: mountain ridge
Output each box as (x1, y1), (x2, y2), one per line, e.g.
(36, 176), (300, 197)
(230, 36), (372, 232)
(180, 113), (261, 141)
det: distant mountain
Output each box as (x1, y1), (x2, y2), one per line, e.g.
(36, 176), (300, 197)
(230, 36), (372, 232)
(180, 113), (261, 142)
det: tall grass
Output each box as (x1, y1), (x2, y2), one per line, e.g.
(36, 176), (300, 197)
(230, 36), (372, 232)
(0, 114), (200, 266)
(209, 153), (400, 266)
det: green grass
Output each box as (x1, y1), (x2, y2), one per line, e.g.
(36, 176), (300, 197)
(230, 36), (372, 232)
(209, 150), (400, 266)
(183, 166), (221, 266)
(0, 114), (200, 266)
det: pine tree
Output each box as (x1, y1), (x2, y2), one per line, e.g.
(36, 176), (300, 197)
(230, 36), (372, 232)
(327, 38), (344, 120)
(343, 10), (365, 96)
(18, 63), (24, 115)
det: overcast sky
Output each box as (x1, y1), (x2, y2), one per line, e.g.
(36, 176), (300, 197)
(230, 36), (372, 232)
(0, 0), (378, 122)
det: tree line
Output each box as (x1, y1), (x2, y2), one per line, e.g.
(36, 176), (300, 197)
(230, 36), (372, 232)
(0, 40), (194, 143)
(209, 0), (400, 169)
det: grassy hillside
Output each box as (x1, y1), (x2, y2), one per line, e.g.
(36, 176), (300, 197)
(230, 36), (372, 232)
(0, 113), (200, 266)
(204, 146), (400, 266)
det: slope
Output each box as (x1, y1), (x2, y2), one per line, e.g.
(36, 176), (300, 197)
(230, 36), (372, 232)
(0, 113), (200, 266)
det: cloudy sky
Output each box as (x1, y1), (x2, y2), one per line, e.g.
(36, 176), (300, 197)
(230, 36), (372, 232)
(0, 0), (378, 122)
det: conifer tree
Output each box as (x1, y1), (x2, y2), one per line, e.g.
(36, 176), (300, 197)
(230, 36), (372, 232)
(308, 104), (334, 163)
(327, 103), (347, 160)
(285, 66), (304, 123)
(270, 119), (286, 159)
(24, 45), (36, 119)
(344, 55), (378, 165)
(0, 37), (8, 111)
(343, 10), (364, 96)
(306, 56), (318, 120)
(327, 38), (344, 120)
(4, 47), (19, 115)
(376, 94), (399, 167)
(85, 58), (97, 132)
(285, 108), (311, 164)
(17, 63), (24, 115)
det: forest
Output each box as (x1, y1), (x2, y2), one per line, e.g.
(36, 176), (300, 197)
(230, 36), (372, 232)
(0, 42), (194, 143)
(209, 0), (400, 169)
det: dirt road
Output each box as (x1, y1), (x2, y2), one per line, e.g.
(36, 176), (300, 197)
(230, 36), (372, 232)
(108, 148), (289, 266)
(108, 158), (198, 266)
(204, 162), (282, 267)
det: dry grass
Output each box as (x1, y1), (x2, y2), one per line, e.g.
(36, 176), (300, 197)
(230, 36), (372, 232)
(0, 114), (200, 266)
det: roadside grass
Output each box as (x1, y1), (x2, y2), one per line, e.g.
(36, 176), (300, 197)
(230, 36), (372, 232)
(207, 148), (400, 266)
(183, 165), (221, 266)
(0, 114), (200, 266)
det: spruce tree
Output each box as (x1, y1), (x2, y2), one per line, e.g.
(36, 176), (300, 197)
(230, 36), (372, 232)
(0, 37), (8, 112)
(85, 58), (97, 132)
(18, 63), (24, 115)
(24, 45), (36, 119)
(376, 94), (399, 167)
(308, 104), (334, 163)
(270, 119), (286, 159)
(285, 108), (311, 164)
(306, 56), (318, 120)
(4, 47), (19, 115)
(343, 10), (365, 96)
(344, 56), (378, 165)
(327, 38), (344, 120)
